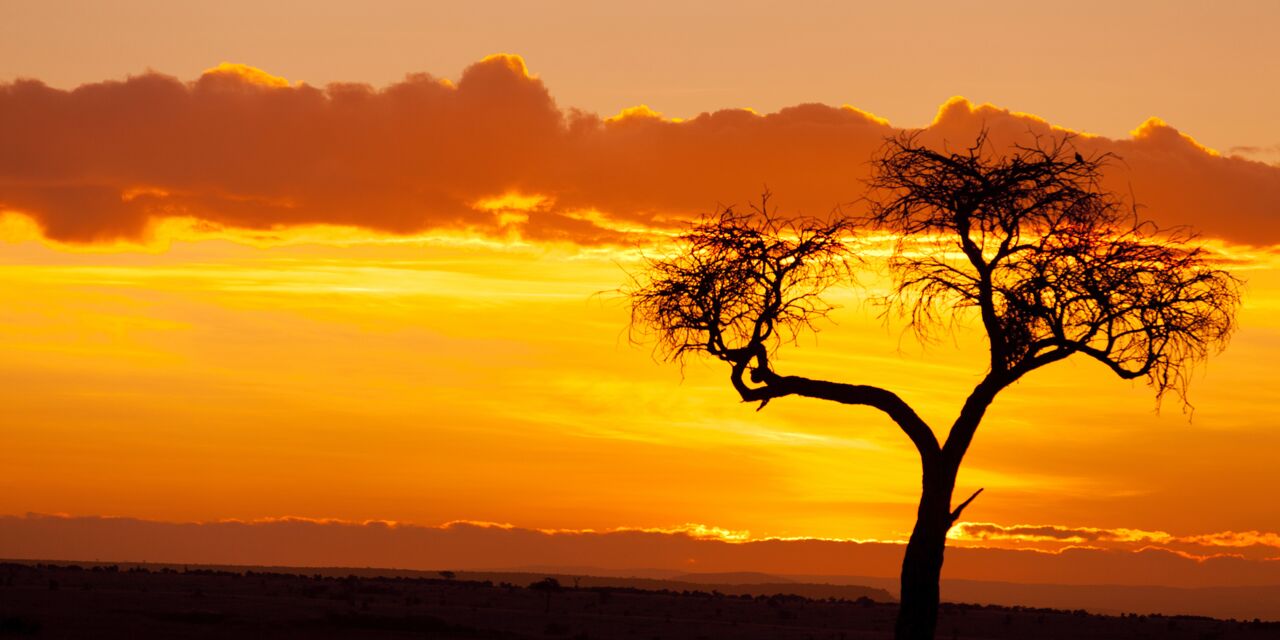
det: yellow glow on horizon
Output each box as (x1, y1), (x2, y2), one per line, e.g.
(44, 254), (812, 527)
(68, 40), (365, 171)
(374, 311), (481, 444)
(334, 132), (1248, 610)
(0, 232), (1278, 542)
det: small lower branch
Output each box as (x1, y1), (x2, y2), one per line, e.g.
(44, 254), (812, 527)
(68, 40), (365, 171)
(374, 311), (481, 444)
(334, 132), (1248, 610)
(950, 488), (984, 523)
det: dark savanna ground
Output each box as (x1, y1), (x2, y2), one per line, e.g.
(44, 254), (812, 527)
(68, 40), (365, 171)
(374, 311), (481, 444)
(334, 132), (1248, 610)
(2, 562), (1277, 639)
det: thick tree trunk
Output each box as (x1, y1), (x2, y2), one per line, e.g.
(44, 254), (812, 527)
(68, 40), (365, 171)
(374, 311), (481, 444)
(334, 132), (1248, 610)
(894, 462), (958, 640)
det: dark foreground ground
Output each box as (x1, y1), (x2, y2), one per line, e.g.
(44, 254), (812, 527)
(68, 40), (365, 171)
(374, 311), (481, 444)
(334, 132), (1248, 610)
(2, 563), (1277, 639)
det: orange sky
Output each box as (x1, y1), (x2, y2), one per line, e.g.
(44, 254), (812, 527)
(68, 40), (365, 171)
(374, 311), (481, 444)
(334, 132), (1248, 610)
(2, 3), (1280, 586)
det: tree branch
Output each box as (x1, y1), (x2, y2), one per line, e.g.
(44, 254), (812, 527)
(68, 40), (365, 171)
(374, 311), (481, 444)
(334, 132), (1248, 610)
(737, 368), (941, 459)
(941, 373), (1006, 466)
(950, 488), (984, 523)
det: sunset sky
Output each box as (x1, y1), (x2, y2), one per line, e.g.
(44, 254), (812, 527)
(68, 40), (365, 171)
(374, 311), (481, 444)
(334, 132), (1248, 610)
(2, 1), (1280, 584)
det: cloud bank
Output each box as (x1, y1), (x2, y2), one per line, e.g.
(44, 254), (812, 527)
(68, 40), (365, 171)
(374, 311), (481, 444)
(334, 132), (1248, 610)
(3, 514), (1279, 590)
(2, 55), (1278, 245)
(951, 522), (1280, 561)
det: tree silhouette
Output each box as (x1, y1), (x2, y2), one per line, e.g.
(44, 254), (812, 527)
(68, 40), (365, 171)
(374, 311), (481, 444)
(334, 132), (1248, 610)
(530, 577), (562, 614)
(627, 132), (1240, 640)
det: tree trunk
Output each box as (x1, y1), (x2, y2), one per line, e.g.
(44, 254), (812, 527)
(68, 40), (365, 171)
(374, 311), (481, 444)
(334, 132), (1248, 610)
(894, 462), (957, 640)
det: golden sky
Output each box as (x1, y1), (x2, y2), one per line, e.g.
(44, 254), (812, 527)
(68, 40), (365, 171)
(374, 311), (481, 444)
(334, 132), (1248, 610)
(2, 2), (1280, 582)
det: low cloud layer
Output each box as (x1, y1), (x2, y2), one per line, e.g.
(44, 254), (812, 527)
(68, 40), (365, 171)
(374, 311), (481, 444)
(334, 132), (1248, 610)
(3, 514), (1279, 590)
(2, 56), (1278, 245)
(951, 521), (1280, 562)
(952, 522), (1170, 543)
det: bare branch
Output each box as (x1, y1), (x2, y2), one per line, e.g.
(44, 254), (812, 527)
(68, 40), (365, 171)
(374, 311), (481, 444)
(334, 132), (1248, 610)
(865, 131), (1241, 407)
(627, 194), (856, 366)
(950, 488), (984, 523)
(626, 194), (942, 458)
(740, 369), (940, 458)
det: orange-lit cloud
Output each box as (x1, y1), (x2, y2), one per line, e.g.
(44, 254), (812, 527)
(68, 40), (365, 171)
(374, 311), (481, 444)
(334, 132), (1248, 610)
(3, 56), (1279, 246)
(202, 62), (291, 88)
(951, 522), (1280, 561)
(953, 522), (1174, 544)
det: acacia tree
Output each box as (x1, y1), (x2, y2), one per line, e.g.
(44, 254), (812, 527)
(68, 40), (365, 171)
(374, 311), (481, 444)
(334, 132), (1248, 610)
(627, 133), (1240, 640)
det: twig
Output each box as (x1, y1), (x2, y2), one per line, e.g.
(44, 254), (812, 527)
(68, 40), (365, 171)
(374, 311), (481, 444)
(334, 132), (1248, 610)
(950, 488), (984, 523)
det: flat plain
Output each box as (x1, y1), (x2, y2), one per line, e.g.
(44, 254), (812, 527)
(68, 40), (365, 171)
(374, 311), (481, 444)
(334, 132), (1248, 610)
(2, 562), (1278, 639)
